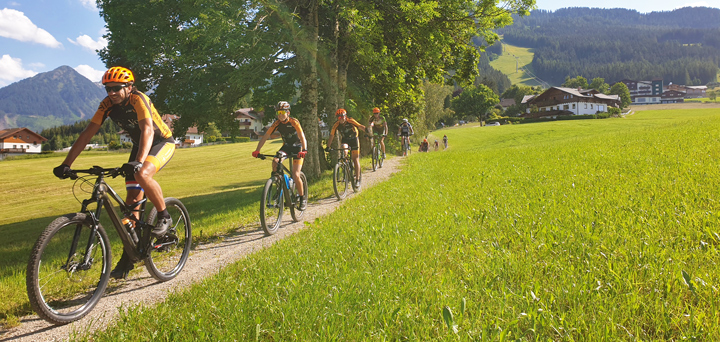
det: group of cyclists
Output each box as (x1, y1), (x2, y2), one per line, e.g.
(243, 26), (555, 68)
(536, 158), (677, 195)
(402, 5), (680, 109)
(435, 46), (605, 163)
(52, 66), (447, 280)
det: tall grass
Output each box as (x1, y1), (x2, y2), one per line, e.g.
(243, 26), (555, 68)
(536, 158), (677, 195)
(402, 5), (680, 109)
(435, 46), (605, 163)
(74, 108), (720, 340)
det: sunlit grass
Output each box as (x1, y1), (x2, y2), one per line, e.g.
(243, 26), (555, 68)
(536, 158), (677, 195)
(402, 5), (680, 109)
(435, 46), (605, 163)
(76, 108), (720, 340)
(489, 41), (543, 87)
(0, 138), (372, 325)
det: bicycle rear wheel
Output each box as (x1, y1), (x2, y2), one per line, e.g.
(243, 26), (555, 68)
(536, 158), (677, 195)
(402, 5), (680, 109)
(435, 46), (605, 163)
(290, 172), (308, 222)
(371, 145), (378, 171)
(260, 177), (284, 235)
(333, 162), (349, 200)
(145, 198), (192, 282)
(26, 213), (111, 325)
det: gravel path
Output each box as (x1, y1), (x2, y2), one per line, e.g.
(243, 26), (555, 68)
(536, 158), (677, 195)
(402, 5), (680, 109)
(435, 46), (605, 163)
(1, 157), (403, 342)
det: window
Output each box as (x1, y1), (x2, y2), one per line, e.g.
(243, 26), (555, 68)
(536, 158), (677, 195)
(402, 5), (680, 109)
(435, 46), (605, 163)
(563, 105), (569, 110)
(572, 104), (576, 109)
(599, 105), (604, 111)
(590, 104), (593, 109)
(584, 104), (588, 109)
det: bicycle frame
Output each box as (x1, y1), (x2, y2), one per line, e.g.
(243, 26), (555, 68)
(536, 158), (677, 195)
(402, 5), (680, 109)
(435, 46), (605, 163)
(259, 153), (298, 205)
(70, 167), (152, 267)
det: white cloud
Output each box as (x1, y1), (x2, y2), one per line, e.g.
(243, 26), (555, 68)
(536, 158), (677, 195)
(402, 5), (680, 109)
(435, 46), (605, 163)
(0, 54), (37, 86)
(68, 34), (108, 52)
(0, 8), (62, 48)
(79, 0), (98, 11)
(75, 65), (105, 83)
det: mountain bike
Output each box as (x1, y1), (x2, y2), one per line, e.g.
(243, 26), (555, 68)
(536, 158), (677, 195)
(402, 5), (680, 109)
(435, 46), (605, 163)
(329, 144), (361, 200)
(398, 133), (413, 156)
(257, 151), (308, 235)
(26, 166), (192, 325)
(369, 132), (385, 171)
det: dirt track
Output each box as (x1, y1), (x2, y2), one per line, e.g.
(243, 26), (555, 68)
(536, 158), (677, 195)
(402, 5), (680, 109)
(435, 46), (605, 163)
(1, 157), (403, 342)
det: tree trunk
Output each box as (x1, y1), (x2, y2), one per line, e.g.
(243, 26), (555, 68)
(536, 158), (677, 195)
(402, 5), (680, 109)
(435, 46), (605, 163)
(296, 0), (321, 180)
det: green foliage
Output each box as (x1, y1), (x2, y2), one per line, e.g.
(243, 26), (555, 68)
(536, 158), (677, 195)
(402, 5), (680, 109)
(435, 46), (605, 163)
(451, 84), (500, 121)
(707, 89), (717, 102)
(500, 7), (720, 85)
(589, 77), (610, 93)
(609, 82), (632, 108)
(562, 75), (589, 89)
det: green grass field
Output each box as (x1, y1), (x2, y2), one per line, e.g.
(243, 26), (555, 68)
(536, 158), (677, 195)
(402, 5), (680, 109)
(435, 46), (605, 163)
(53, 107), (720, 340)
(489, 42), (544, 87)
(0, 138), (352, 327)
(6, 109), (720, 339)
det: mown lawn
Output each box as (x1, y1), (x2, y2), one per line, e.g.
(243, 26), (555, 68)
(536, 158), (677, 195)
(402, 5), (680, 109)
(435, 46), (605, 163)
(488, 42), (543, 87)
(75, 108), (720, 340)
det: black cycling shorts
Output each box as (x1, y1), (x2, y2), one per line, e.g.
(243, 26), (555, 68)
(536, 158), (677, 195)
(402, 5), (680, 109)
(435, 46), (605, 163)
(341, 137), (359, 151)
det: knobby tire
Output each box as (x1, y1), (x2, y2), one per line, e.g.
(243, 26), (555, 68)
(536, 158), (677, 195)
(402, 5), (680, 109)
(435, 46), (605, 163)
(26, 213), (111, 325)
(145, 198), (192, 282)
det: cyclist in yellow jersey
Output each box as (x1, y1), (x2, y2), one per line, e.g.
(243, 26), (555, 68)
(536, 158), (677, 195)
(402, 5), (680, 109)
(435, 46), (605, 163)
(368, 107), (388, 158)
(53, 66), (176, 279)
(326, 108), (366, 188)
(252, 101), (308, 210)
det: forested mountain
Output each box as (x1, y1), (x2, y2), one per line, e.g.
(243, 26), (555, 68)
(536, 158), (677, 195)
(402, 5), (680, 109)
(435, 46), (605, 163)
(0, 66), (107, 132)
(497, 7), (720, 86)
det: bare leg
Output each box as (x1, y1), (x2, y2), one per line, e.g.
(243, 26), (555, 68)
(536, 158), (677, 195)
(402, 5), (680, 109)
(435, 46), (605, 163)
(133, 163), (166, 212)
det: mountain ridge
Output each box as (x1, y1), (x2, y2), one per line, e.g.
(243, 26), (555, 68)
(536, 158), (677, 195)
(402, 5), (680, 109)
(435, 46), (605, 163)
(0, 66), (107, 132)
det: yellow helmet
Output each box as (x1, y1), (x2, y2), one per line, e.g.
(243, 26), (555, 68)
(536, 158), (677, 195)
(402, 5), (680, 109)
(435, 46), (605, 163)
(102, 66), (134, 84)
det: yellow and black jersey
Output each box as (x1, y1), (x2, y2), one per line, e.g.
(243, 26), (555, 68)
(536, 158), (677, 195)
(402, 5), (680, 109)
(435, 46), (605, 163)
(268, 117), (304, 146)
(91, 90), (173, 145)
(331, 117), (363, 140)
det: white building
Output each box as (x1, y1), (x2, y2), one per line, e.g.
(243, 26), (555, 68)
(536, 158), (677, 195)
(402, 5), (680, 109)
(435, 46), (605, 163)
(522, 87), (620, 118)
(0, 127), (47, 160)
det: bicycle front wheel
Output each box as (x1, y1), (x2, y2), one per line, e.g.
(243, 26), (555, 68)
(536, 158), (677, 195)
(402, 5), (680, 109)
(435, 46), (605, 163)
(26, 213), (111, 325)
(290, 172), (308, 222)
(145, 198), (192, 282)
(378, 148), (384, 168)
(260, 177), (284, 235)
(333, 162), (349, 200)
(371, 146), (378, 171)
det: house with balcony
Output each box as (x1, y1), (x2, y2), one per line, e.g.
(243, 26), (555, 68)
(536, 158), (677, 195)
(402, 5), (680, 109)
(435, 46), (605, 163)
(686, 86), (707, 98)
(0, 127), (47, 160)
(618, 78), (664, 105)
(233, 108), (270, 139)
(161, 114), (204, 147)
(521, 87), (620, 119)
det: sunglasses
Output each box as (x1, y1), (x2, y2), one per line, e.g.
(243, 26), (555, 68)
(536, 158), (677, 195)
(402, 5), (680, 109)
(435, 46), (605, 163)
(105, 84), (129, 93)
(277, 110), (288, 115)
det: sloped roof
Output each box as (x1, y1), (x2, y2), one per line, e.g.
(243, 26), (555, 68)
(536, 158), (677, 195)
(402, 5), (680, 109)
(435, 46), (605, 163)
(499, 98), (516, 107)
(0, 127), (47, 141)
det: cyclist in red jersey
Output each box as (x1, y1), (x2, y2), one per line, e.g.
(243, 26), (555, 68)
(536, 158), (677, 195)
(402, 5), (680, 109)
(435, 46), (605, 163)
(252, 101), (308, 210)
(53, 66), (176, 279)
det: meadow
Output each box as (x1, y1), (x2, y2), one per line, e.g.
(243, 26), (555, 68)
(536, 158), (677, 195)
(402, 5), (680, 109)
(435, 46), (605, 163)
(0, 139), (343, 327)
(488, 42), (544, 87)
(5, 108), (720, 340)
(71, 108), (720, 340)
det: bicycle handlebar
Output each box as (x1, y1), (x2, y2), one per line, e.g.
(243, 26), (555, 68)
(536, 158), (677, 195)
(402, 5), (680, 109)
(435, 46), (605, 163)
(257, 152), (300, 160)
(65, 166), (126, 180)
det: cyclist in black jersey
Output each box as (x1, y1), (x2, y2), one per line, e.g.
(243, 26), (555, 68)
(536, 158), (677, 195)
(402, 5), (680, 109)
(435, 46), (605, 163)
(326, 108), (367, 188)
(368, 107), (388, 158)
(398, 118), (414, 153)
(252, 101), (308, 210)
(53, 67), (176, 279)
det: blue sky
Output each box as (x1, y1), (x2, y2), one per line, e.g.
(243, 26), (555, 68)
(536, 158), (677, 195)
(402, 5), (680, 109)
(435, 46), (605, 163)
(1, 0), (720, 88)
